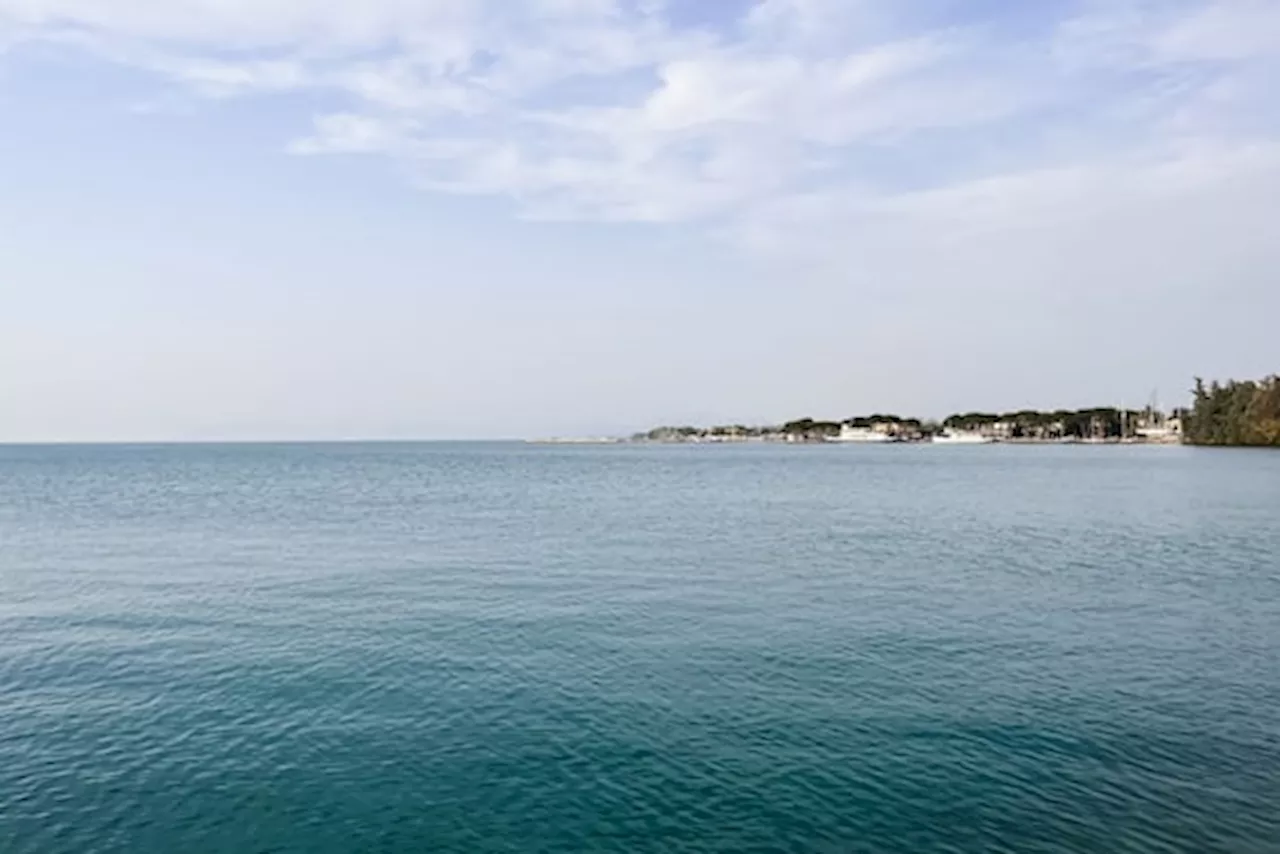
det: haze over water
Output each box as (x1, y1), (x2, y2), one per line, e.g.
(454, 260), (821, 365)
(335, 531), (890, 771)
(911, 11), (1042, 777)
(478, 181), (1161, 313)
(2, 442), (1278, 853)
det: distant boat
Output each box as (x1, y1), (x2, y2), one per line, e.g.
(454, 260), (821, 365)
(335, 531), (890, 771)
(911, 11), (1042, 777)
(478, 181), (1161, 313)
(830, 425), (893, 443)
(931, 430), (994, 445)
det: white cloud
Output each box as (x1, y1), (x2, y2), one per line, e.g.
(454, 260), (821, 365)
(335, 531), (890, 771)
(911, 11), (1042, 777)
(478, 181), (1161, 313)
(1154, 0), (1280, 61)
(1, 0), (1277, 239)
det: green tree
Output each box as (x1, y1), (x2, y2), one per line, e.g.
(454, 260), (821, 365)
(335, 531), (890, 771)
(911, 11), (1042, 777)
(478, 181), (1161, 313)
(1186, 375), (1280, 447)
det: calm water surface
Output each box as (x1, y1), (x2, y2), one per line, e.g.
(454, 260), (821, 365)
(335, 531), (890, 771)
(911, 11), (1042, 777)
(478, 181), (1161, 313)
(1, 443), (1278, 853)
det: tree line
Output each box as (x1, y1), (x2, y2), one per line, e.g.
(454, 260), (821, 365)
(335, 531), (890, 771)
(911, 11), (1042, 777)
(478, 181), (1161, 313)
(1185, 376), (1280, 446)
(639, 375), (1279, 445)
(942, 408), (1157, 439)
(642, 410), (1147, 441)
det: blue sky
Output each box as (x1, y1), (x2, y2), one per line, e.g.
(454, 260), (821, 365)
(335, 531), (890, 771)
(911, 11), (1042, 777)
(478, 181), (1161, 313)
(2, 0), (1279, 441)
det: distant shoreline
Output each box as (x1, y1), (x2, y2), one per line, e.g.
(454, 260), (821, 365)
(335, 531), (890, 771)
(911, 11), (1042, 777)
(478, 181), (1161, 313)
(527, 435), (1186, 447)
(605, 406), (1188, 447)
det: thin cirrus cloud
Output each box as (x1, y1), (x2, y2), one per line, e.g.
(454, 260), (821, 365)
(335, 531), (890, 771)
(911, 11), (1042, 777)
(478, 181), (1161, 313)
(3, 0), (1277, 234)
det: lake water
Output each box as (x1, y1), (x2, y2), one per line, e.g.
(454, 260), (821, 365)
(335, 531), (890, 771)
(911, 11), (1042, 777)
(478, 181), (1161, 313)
(1, 442), (1278, 853)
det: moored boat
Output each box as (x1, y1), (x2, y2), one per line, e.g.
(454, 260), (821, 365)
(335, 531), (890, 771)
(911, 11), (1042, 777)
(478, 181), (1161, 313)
(931, 430), (994, 445)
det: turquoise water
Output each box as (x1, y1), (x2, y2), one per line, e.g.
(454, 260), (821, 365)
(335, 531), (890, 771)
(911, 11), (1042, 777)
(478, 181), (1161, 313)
(2, 443), (1278, 853)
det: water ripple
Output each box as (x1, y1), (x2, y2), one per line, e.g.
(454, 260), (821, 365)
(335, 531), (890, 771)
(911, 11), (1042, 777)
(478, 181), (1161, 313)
(1, 443), (1278, 852)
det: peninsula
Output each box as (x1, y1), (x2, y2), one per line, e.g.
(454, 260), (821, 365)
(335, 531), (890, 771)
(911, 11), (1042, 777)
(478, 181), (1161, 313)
(623, 375), (1279, 448)
(634, 406), (1184, 445)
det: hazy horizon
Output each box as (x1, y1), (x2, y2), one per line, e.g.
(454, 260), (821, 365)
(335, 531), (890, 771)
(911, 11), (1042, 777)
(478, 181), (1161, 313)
(3, 0), (1278, 443)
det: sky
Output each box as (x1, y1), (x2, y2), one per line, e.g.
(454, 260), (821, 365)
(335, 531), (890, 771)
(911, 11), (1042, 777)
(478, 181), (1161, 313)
(2, 0), (1278, 441)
